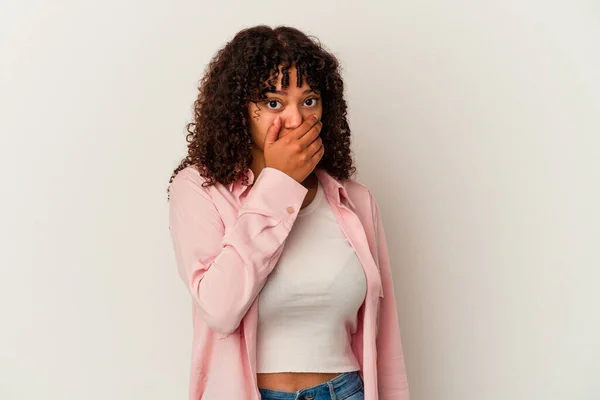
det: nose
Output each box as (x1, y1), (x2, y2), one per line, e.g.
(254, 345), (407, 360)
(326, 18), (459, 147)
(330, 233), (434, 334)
(282, 106), (303, 130)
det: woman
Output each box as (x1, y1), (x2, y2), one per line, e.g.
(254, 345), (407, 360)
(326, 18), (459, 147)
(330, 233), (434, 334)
(168, 25), (409, 400)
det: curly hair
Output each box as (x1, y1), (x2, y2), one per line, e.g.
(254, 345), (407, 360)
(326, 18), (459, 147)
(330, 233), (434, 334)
(168, 25), (356, 196)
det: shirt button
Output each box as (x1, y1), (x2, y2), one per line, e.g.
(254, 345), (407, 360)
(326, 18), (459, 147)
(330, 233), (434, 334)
(286, 206), (295, 214)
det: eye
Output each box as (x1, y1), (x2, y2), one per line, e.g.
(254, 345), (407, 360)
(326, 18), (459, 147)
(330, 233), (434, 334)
(304, 98), (319, 107)
(266, 99), (282, 110)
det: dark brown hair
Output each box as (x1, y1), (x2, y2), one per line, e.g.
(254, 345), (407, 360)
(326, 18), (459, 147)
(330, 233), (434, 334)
(168, 25), (356, 195)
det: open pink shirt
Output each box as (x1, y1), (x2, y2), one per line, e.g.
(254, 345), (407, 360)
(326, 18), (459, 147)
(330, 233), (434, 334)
(168, 166), (409, 400)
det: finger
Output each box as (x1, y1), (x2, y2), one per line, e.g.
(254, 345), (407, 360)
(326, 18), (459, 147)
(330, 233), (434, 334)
(264, 116), (282, 146)
(307, 137), (324, 157)
(299, 120), (322, 148)
(310, 142), (325, 162)
(290, 114), (320, 140)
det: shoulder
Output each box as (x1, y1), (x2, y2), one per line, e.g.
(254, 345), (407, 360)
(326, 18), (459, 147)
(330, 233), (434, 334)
(341, 176), (378, 210)
(170, 165), (205, 187)
(343, 177), (371, 195)
(168, 165), (215, 203)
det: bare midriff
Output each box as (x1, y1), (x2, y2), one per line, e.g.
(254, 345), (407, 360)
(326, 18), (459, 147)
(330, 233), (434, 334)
(257, 372), (343, 392)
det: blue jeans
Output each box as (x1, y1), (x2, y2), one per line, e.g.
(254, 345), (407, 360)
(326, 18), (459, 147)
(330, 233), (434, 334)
(258, 371), (364, 400)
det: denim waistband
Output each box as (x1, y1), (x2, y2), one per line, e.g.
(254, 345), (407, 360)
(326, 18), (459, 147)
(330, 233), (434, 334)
(258, 371), (363, 400)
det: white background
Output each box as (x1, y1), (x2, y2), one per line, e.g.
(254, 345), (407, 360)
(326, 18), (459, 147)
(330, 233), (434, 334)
(1, 1), (599, 399)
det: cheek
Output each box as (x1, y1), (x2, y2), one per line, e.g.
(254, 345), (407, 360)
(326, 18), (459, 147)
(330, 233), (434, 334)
(313, 103), (324, 119)
(248, 110), (276, 149)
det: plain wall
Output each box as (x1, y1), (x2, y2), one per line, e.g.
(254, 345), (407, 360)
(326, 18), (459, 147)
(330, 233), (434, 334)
(1, 1), (599, 399)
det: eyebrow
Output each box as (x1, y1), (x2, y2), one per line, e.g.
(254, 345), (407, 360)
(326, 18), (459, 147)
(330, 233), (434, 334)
(268, 89), (316, 95)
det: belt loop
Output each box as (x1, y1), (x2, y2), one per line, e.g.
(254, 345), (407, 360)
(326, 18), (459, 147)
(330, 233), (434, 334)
(327, 381), (337, 400)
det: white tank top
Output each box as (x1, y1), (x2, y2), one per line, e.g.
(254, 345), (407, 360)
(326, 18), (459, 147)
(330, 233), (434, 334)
(256, 180), (367, 373)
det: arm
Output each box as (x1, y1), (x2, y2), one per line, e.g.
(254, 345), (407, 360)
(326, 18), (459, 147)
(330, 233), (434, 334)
(168, 167), (308, 335)
(371, 194), (410, 400)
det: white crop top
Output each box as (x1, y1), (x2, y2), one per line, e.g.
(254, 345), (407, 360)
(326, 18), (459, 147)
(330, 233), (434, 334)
(256, 180), (367, 373)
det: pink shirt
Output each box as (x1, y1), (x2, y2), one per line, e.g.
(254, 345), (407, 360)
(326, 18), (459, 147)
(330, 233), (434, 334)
(168, 166), (410, 400)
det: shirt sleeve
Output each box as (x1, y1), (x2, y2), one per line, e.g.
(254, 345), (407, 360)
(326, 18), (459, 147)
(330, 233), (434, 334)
(168, 167), (308, 335)
(370, 193), (410, 400)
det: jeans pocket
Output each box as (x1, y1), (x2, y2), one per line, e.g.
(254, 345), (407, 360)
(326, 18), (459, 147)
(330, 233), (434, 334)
(341, 388), (364, 400)
(339, 378), (364, 400)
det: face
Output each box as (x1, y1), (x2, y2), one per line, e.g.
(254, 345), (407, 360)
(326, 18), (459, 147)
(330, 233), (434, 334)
(247, 65), (323, 150)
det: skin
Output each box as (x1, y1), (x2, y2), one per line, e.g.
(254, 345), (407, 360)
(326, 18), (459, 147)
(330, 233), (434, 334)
(248, 66), (342, 391)
(248, 64), (323, 210)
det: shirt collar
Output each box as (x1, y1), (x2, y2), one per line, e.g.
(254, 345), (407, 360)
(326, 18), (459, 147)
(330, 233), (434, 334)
(314, 168), (355, 209)
(228, 167), (355, 209)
